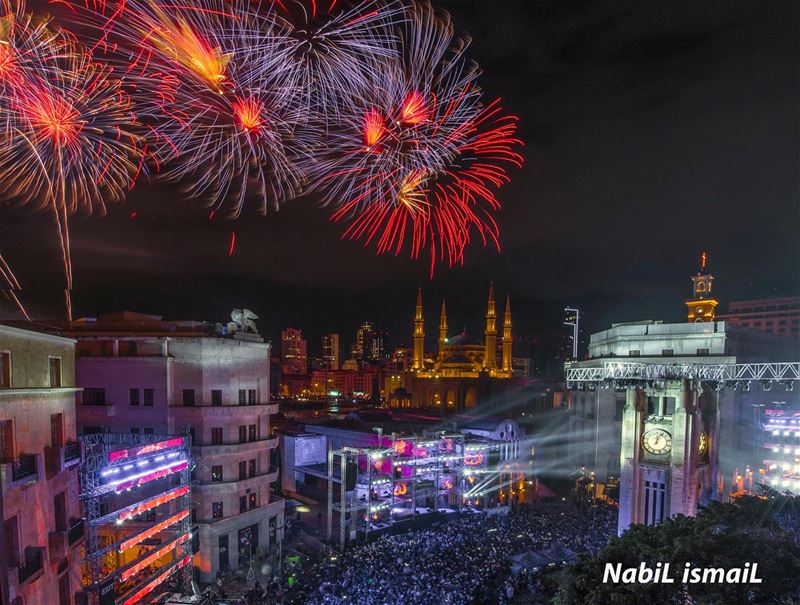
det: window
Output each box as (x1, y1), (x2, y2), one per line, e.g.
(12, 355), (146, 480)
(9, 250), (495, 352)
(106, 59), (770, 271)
(211, 390), (222, 406)
(248, 425), (257, 442)
(248, 459), (256, 478)
(239, 461), (247, 481)
(628, 349), (641, 357)
(0, 351), (10, 387)
(129, 388), (140, 406)
(647, 397), (659, 416)
(143, 388), (154, 406)
(130, 428), (140, 435)
(239, 495), (247, 513)
(54, 491), (67, 532)
(212, 502), (223, 519)
(614, 399), (625, 421)
(249, 493), (257, 510)
(238, 390), (247, 406)
(182, 389), (195, 407)
(248, 389), (256, 404)
(664, 397), (676, 416)
(143, 428), (154, 435)
(661, 349), (674, 357)
(4, 516), (19, 568)
(50, 413), (64, 448)
(0, 420), (13, 462)
(58, 569), (71, 605)
(697, 348), (709, 356)
(49, 357), (62, 387)
(211, 428), (223, 445)
(238, 426), (247, 444)
(211, 466), (223, 482)
(188, 427), (196, 446)
(83, 388), (106, 406)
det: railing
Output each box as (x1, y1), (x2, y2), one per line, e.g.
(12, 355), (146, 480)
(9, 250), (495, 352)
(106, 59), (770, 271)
(12, 455), (37, 482)
(64, 441), (80, 462)
(17, 547), (43, 584)
(67, 518), (84, 545)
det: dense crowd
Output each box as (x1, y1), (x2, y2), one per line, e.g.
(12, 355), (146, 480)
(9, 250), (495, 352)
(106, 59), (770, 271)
(289, 502), (616, 605)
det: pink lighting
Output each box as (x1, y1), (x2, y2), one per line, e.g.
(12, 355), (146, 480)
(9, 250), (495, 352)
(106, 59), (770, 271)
(121, 555), (191, 605)
(119, 533), (190, 581)
(118, 509), (190, 553)
(108, 437), (185, 463)
(118, 486), (190, 522)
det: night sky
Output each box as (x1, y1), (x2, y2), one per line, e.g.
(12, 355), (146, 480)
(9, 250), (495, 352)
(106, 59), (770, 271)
(1, 0), (797, 354)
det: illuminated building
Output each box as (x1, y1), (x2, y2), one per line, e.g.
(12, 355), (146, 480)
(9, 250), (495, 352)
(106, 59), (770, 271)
(308, 368), (384, 400)
(566, 260), (799, 535)
(321, 333), (341, 370)
(280, 327), (307, 376)
(758, 406), (800, 493)
(353, 322), (374, 362)
(718, 296), (800, 338)
(0, 325), (81, 605)
(79, 433), (192, 605)
(59, 311), (284, 583)
(685, 252), (719, 323)
(387, 285), (516, 412)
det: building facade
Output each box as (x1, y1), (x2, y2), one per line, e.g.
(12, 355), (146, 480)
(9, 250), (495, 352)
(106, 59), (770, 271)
(0, 325), (81, 605)
(63, 311), (284, 583)
(717, 296), (800, 338)
(320, 334), (340, 371)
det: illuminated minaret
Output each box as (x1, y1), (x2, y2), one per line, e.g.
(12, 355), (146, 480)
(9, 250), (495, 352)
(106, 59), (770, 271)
(483, 282), (497, 372)
(502, 294), (513, 374)
(413, 287), (424, 370)
(439, 299), (448, 349)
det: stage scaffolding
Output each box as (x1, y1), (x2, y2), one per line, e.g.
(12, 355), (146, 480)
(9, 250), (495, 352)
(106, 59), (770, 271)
(327, 432), (506, 549)
(79, 433), (193, 605)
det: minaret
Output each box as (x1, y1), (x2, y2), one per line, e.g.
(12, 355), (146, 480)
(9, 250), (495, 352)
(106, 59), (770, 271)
(483, 282), (497, 372)
(685, 252), (718, 323)
(439, 299), (448, 349)
(413, 287), (424, 370)
(502, 294), (512, 375)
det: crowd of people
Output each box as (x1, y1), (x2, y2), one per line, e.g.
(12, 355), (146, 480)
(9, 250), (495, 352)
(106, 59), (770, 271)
(286, 501), (616, 605)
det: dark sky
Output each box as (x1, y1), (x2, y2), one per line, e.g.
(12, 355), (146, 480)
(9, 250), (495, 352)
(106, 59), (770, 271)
(1, 0), (798, 355)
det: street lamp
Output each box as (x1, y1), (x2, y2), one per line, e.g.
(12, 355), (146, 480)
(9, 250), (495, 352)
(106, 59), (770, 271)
(564, 307), (581, 360)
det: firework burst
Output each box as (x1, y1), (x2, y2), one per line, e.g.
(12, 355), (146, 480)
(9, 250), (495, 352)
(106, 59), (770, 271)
(0, 1), (142, 317)
(317, 1), (523, 273)
(75, 0), (315, 216)
(267, 0), (404, 125)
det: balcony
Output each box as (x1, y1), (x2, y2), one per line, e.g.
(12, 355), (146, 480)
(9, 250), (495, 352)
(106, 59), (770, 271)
(44, 442), (81, 478)
(190, 437), (278, 457)
(195, 468), (279, 497)
(1, 454), (42, 492)
(17, 547), (44, 586)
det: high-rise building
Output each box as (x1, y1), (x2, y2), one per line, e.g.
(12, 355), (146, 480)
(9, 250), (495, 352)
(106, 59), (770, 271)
(321, 333), (341, 370)
(61, 311), (284, 583)
(353, 322), (374, 362)
(281, 327), (307, 376)
(718, 296), (800, 338)
(0, 324), (82, 605)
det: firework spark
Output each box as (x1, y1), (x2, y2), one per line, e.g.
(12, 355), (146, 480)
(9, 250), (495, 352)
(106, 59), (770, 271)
(318, 1), (523, 273)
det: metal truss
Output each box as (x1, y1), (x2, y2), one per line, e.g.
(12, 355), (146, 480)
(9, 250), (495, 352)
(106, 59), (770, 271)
(566, 361), (800, 388)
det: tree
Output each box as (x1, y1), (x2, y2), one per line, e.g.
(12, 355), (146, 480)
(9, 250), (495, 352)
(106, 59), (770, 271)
(557, 493), (800, 605)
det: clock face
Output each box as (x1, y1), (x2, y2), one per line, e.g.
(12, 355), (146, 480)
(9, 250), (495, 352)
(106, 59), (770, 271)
(698, 431), (708, 455)
(642, 429), (672, 455)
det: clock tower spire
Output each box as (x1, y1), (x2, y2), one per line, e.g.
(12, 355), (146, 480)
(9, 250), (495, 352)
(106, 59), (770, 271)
(685, 252), (719, 323)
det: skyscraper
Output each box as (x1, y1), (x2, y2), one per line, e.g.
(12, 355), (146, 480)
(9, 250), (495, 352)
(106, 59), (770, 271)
(281, 327), (307, 376)
(321, 333), (341, 370)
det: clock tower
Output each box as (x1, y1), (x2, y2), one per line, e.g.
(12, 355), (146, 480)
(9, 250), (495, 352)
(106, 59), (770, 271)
(685, 252), (719, 322)
(617, 379), (718, 534)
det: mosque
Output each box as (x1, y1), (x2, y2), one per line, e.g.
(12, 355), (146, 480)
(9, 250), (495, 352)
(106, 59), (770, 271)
(386, 284), (518, 412)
